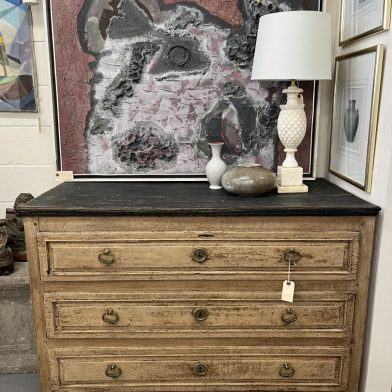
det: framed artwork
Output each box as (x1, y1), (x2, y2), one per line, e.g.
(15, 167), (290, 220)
(340, 0), (391, 46)
(0, 0), (37, 112)
(329, 45), (383, 192)
(49, 0), (321, 178)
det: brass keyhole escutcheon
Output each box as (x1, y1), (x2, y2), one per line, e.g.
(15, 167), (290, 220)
(281, 308), (298, 325)
(193, 362), (208, 376)
(105, 363), (122, 379)
(279, 363), (295, 378)
(102, 308), (120, 325)
(192, 248), (208, 263)
(192, 307), (209, 321)
(98, 248), (115, 265)
(283, 248), (302, 265)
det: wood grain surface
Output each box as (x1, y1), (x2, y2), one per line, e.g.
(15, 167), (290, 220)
(49, 346), (351, 391)
(22, 182), (378, 392)
(44, 291), (354, 340)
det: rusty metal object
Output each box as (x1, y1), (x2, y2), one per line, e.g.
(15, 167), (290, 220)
(6, 193), (34, 262)
(0, 221), (14, 276)
(281, 308), (298, 325)
(282, 248), (302, 265)
(102, 308), (120, 325)
(192, 248), (208, 263)
(192, 307), (209, 322)
(98, 249), (115, 265)
(279, 363), (295, 378)
(105, 363), (122, 379)
(193, 362), (208, 376)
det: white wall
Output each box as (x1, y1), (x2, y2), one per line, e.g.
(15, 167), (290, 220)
(318, 2), (392, 391)
(0, 0), (57, 218)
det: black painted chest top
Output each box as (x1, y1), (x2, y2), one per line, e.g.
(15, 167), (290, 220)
(17, 179), (380, 217)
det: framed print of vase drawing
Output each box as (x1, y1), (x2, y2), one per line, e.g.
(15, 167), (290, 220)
(329, 45), (384, 192)
(340, 0), (391, 46)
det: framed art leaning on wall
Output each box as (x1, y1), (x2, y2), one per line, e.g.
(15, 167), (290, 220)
(329, 45), (384, 192)
(48, 0), (321, 178)
(0, 0), (37, 112)
(340, 0), (391, 46)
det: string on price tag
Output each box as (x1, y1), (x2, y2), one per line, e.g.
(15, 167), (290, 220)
(281, 261), (295, 303)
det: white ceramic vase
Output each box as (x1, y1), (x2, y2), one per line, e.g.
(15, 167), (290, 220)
(206, 142), (226, 190)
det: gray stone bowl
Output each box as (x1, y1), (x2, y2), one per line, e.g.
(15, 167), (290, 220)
(222, 164), (277, 196)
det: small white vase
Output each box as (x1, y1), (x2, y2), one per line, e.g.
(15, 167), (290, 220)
(206, 142), (226, 190)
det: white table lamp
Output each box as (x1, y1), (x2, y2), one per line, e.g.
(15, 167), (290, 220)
(251, 11), (331, 193)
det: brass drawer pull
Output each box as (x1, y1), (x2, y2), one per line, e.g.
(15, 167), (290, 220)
(102, 308), (119, 325)
(279, 363), (295, 378)
(192, 307), (209, 321)
(98, 249), (115, 265)
(282, 248), (302, 265)
(193, 362), (208, 376)
(192, 248), (208, 263)
(105, 363), (122, 379)
(281, 308), (298, 325)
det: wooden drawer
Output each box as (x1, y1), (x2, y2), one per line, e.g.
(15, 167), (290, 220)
(44, 291), (354, 339)
(37, 231), (359, 281)
(49, 346), (350, 391)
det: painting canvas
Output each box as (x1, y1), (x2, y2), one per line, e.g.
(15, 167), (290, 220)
(0, 0), (37, 112)
(50, 0), (320, 177)
(330, 45), (383, 191)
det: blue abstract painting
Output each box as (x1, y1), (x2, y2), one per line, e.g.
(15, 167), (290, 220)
(0, 0), (37, 111)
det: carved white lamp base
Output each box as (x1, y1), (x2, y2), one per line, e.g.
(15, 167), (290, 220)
(277, 80), (308, 193)
(277, 166), (308, 193)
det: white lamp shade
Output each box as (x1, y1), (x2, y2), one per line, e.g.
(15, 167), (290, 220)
(251, 11), (332, 81)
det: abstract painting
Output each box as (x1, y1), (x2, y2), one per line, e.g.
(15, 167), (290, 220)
(50, 0), (320, 176)
(0, 0), (37, 112)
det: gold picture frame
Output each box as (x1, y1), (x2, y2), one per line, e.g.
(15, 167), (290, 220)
(329, 45), (384, 192)
(340, 0), (391, 46)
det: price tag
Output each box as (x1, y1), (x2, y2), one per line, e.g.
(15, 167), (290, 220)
(281, 280), (295, 302)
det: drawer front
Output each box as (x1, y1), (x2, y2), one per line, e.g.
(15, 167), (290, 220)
(49, 346), (350, 391)
(37, 231), (359, 281)
(44, 292), (354, 339)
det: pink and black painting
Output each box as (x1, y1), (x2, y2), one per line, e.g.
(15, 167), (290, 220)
(50, 0), (320, 176)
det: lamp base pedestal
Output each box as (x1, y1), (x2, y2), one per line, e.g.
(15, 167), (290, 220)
(277, 166), (308, 193)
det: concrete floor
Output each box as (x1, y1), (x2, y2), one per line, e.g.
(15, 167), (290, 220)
(0, 373), (39, 392)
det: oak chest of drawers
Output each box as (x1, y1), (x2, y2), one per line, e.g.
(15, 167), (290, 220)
(18, 180), (380, 392)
